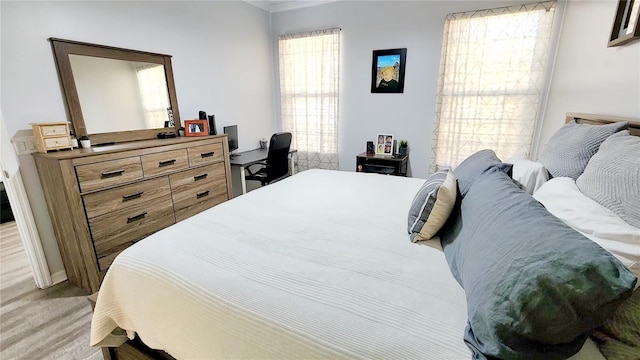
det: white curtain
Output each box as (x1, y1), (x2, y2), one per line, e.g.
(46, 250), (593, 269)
(136, 64), (171, 128)
(279, 28), (340, 171)
(432, 1), (556, 171)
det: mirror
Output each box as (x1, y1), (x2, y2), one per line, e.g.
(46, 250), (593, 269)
(50, 38), (181, 145)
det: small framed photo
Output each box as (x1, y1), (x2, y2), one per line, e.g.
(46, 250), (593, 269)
(371, 48), (407, 93)
(184, 119), (208, 137)
(375, 133), (394, 156)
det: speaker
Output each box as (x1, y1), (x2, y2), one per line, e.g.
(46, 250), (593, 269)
(366, 141), (374, 155)
(199, 111), (207, 120)
(208, 115), (217, 135)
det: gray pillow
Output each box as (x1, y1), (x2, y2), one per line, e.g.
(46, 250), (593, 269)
(407, 169), (457, 242)
(440, 170), (637, 360)
(453, 149), (512, 197)
(576, 131), (640, 228)
(538, 120), (628, 179)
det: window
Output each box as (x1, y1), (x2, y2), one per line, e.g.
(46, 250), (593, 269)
(136, 64), (171, 128)
(432, 1), (556, 170)
(279, 28), (340, 171)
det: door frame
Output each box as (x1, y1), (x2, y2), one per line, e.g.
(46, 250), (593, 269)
(1, 165), (53, 288)
(1, 112), (54, 289)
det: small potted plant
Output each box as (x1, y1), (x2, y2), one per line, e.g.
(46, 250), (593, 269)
(398, 140), (408, 156)
(79, 135), (91, 148)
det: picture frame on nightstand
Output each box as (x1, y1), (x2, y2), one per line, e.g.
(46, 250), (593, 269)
(375, 133), (394, 156)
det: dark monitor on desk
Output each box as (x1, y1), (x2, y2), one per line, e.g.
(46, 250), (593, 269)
(223, 125), (238, 154)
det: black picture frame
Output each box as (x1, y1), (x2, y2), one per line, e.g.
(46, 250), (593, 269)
(608, 0), (640, 47)
(371, 48), (407, 93)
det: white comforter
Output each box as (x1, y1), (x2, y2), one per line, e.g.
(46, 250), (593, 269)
(91, 169), (471, 359)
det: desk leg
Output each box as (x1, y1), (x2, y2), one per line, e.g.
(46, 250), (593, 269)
(239, 166), (247, 195)
(290, 154), (295, 175)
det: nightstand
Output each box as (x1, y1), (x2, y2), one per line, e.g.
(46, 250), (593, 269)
(356, 152), (408, 176)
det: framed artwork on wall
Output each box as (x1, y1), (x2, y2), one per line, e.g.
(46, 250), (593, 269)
(375, 133), (394, 156)
(609, 0), (640, 47)
(184, 119), (209, 137)
(371, 48), (407, 93)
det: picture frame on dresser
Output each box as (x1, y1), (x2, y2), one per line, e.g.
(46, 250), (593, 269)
(184, 119), (209, 137)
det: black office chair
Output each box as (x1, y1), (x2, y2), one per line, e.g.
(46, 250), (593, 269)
(245, 132), (292, 186)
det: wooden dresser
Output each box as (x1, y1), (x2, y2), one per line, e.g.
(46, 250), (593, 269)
(33, 135), (232, 293)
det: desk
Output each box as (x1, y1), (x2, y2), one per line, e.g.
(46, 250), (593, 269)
(230, 148), (297, 194)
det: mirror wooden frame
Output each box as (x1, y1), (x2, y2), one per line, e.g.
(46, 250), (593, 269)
(608, 0), (640, 47)
(50, 38), (181, 145)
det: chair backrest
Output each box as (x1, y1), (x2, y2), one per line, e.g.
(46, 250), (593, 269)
(266, 132), (292, 180)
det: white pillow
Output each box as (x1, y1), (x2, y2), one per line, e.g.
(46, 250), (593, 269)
(505, 152), (548, 195)
(533, 177), (640, 277)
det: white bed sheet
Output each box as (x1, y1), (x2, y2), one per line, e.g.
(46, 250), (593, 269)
(534, 177), (640, 278)
(91, 169), (472, 359)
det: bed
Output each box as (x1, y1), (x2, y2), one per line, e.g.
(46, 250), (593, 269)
(91, 113), (640, 360)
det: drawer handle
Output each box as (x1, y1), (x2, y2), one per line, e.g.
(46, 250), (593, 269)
(200, 151), (215, 158)
(127, 212), (147, 223)
(101, 169), (125, 178)
(122, 191), (144, 201)
(158, 159), (177, 167)
(194, 173), (208, 181)
(196, 190), (210, 199)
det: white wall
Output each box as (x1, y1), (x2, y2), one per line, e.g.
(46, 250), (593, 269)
(1, 1), (275, 277)
(537, 0), (640, 156)
(271, 0), (534, 178)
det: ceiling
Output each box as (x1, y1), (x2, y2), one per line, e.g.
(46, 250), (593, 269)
(245, 0), (338, 13)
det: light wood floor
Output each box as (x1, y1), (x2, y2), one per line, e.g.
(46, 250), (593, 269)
(0, 221), (102, 360)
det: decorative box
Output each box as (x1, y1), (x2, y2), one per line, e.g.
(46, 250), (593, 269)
(31, 122), (73, 153)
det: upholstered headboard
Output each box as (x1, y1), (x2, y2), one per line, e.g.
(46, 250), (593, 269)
(566, 113), (640, 136)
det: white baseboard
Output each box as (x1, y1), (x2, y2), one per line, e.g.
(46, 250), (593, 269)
(50, 270), (67, 286)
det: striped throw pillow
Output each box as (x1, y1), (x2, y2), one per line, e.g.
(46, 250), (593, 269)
(408, 169), (457, 242)
(538, 120), (628, 179)
(576, 131), (640, 228)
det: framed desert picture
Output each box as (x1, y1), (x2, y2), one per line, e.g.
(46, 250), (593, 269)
(375, 133), (394, 156)
(184, 119), (209, 137)
(371, 48), (407, 93)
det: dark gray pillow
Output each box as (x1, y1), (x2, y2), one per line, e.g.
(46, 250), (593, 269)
(440, 170), (637, 360)
(576, 131), (640, 228)
(538, 120), (628, 179)
(407, 169), (457, 242)
(453, 149), (512, 197)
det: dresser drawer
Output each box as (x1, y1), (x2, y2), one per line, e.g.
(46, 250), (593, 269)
(39, 124), (68, 136)
(187, 143), (224, 167)
(174, 189), (228, 222)
(83, 177), (171, 219)
(44, 136), (71, 148)
(76, 156), (143, 193)
(170, 163), (229, 222)
(90, 195), (175, 261)
(141, 149), (189, 177)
